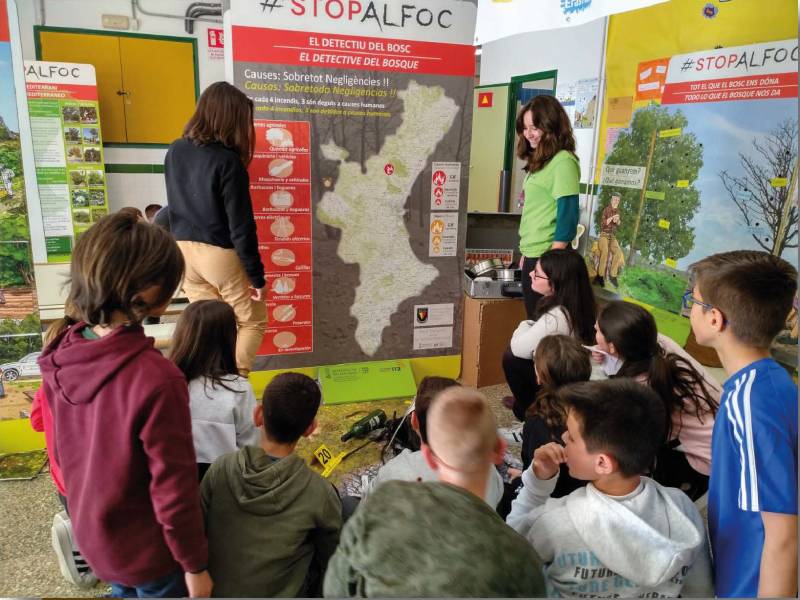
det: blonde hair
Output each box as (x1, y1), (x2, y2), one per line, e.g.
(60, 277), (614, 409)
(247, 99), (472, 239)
(426, 387), (497, 473)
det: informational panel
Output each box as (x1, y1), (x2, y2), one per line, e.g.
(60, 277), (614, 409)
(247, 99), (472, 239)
(590, 0), (798, 323)
(228, 0), (476, 370)
(24, 61), (108, 262)
(0, 0), (45, 455)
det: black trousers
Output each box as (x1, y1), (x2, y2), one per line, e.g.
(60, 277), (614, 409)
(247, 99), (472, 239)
(521, 256), (544, 320)
(653, 443), (710, 501)
(501, 347), (540, 421)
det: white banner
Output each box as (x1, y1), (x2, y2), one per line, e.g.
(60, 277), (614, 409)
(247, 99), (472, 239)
(475, 0), (668, 45)
(600, 164), (646, 189)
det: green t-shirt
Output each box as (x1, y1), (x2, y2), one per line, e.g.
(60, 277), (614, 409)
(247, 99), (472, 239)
(519, 150), (580, 257)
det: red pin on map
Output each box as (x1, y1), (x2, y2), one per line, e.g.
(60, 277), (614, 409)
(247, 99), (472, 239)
(384, 163), (394, 175)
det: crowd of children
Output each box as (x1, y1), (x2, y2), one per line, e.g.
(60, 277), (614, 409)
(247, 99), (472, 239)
(30, 209), (797, 598)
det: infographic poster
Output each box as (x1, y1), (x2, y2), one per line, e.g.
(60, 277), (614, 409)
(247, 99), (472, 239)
(24, 61), (108, 262)
(0, 0), (43, 431)
(229, 0), (476, 370)
(590, 0), (798, 323)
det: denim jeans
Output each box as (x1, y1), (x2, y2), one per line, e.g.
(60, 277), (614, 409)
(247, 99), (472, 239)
(110, 570), (186, 598)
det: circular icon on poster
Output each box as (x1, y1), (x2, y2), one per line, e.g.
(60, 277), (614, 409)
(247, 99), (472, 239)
(273, 331), (297, 349)
(272, 305), (296, 323)
(271, 248), (296, 267)
(268, 158), (294, 178)
(266, 127), (294, 148)
(270, 216), (295, 238)
(269, 190), (294, 209)
(430, 219), (445, 234)
(272, 277), (296, 294)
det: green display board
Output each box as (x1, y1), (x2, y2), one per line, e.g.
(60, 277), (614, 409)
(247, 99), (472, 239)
(319, 359), (417, 405)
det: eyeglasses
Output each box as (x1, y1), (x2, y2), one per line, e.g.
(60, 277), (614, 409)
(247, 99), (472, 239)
(533, 271), (549, 281)
(681, 290), (712, 311)
(682, 290), (728, 323)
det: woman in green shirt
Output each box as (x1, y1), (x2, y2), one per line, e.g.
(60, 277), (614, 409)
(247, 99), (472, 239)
(516, 96), (581, 319)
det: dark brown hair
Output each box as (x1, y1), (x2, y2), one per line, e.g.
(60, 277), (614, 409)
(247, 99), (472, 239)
(528, 335), (592, 430)
(170, 300), (238, 387)
(413, 376), (460, 444)
(183, 81), (255, 165)
(262, 372), (321, 444)
(535, 249), (597, 344)
(67, 212), (184, 326)
(690, 250), (797, 348)
(560, 379), (665, 476)
(515, 95), (577, 173)
(597, 301), (718, 442)
(118, 206), (143, 220)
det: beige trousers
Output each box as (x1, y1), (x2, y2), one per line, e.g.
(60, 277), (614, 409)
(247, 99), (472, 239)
(598, 233), (624, 278)
(177, 241), (267, 374)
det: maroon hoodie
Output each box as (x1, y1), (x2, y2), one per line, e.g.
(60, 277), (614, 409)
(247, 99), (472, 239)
(38, 322), (208, 586)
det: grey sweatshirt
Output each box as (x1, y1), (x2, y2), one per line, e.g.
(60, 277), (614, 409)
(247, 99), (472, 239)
(188, 375), (260, 464)
(507, 468), (713, 598)
(201, 446), (342, 597)
(366, 449), (505, 508)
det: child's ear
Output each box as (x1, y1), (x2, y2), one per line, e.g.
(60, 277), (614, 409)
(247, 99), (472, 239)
(421, 443), (438, 472)
(410, 411), (420, 434)
(253, 405), (264, 427)
(302, 418), (318, 438)
(594, 452), (617, 476)
(710, 308), (727, 333)
(493, 435), (507, 466)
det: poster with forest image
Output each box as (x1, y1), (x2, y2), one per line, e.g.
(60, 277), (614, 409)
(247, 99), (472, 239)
(0, 0), (42, 431)
(590, 39), (798, 333)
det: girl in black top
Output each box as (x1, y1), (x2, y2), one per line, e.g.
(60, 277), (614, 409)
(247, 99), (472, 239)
(521, 334), (592, 498)
(165, 82), (266, 374)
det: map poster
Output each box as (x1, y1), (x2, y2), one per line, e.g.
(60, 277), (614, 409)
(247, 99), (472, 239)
(229, 0), (476, 369)
(24, 61), (108, 262)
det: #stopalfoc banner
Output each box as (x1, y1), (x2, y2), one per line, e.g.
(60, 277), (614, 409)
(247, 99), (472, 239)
(227, 0), (476, 369)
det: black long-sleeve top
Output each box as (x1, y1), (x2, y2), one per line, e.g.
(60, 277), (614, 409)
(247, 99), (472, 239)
(164, 138), (265, 289)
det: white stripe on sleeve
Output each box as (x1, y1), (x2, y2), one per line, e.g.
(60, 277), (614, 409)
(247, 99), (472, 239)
(742, 369), (759, 512)
(725, 375), (748, 510)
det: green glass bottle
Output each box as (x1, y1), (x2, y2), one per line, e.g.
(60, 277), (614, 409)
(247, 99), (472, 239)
(341, 409), (387, 442)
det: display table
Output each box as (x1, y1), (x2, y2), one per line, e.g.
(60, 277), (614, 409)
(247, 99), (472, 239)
(461, 292), (527, 387)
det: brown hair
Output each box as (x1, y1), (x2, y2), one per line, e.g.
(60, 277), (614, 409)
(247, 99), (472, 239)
(43, 303), (78, 346)
(414, 376), (460, 444)
(597, 301), (718, 441)
(262, 372), (321, 444)
(528, 335), (592, 430)
(515, 95), (576, 173)
(535, 249), (597, 344)
(690, 250), (797, 348)
(67, 211), (184, 326)
(170, 300), (238, 386)
(118, 206), (144, 221)
(184, 81), (255, 165)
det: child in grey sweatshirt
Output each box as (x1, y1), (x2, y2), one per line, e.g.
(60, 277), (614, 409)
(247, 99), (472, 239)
(507, 379), (713, 598)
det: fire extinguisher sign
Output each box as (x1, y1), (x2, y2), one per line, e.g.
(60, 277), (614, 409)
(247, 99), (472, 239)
(207, 28), (224, 60)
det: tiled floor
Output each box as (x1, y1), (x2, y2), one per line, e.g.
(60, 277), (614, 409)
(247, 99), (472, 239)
(0, 382), (516, 598)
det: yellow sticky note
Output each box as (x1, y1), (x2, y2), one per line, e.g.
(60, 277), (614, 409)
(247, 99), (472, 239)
(676, 180), (689, 188)
(771, 177), (788, 188)
(665, 258), (678, 268)
(658, 219), (671, 230)
(659, 128), (682, 138)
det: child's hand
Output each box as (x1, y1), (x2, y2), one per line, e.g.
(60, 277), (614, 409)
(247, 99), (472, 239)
(532, 442), (566, 480)
(507, 467), (522, 480)
(185, 570), (213, 598)
(591, 350), (605, 364)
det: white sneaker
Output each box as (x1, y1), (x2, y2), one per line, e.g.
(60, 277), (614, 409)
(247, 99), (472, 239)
(51, 511), (98, 588)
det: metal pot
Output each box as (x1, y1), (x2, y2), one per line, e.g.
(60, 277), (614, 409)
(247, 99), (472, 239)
(469, 258), (505, 277)
(495, 268), (516, 282)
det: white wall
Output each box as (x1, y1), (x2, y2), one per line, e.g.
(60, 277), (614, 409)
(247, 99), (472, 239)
(479, 18), (606, 184)
(15, 0), (227, 212)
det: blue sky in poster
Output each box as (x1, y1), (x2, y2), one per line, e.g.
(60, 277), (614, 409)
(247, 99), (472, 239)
(0, 41), (19, 133)
(668, 98), (797, 268)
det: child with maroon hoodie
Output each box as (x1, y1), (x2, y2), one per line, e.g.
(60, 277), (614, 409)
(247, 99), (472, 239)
(38, 212), (211, 598)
